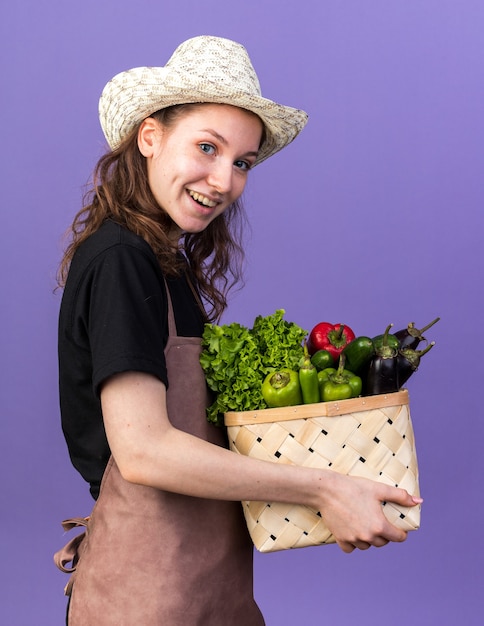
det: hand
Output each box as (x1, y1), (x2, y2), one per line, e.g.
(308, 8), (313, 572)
(317, 471), (423, 553)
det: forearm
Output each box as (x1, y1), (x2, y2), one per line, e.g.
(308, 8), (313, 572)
(123, 422), (326, 508)
(101, 371), (329, 507)
(101, 371), (422, 552)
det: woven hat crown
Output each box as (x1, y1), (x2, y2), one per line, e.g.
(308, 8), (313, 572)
(164, 36), (262, 96)
(99, 35), (308, 163)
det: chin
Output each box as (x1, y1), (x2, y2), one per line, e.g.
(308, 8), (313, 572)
(183, 217), (217, 235)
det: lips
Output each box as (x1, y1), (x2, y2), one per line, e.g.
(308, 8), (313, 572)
(188, 189), (217, 208)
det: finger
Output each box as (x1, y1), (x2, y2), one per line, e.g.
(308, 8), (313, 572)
(372, 537), (390, 548)
(337, 540), (356, 554)
(384, 487), (423, 507)
(382, 526), (409, 543)
(353, 541), (371, 551)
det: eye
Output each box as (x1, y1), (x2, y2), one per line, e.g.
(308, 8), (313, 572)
(234, 159), (252, 172)
(199, 143), (215, 155)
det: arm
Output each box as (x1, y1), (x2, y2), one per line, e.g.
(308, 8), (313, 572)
(101, 371), (422, 553)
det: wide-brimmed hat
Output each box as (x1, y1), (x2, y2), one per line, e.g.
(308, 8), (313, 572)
(99, 35), (308, 165)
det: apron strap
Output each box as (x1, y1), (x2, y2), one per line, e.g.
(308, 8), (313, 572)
(164, 279), (178, 339)
(164, 266), (208, 340)
(53, 517), (90, 574)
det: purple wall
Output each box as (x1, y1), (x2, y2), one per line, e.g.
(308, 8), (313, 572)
(2, 1), (483, 623)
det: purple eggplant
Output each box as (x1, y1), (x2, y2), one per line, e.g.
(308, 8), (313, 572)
(366, 324), (399, 396)
(394, 317), (440, 350)
(397, 342), (436, 387)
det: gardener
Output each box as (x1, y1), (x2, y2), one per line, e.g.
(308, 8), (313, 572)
(55, 35), (422, 625)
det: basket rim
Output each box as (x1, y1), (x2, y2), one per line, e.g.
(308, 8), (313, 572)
(224, 389), (409, 426)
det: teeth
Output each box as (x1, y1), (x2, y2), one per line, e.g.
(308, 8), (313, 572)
(188, 190), (217, 208)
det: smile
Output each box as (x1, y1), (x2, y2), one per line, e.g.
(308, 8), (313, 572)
(188, 189), (218, 208)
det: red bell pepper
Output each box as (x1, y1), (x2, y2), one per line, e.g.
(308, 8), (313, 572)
(307, 322), (356, 360)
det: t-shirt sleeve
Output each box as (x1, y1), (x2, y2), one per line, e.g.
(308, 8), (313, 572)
(75, 243), (169, 395)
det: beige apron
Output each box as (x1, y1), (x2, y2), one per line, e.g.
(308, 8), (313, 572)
(55, 286), (264, 625)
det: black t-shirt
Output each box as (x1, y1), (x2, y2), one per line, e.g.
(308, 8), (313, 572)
(58, 220), (205, 499)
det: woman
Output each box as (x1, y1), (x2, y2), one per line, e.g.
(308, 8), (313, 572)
(55, 36), (422, 625)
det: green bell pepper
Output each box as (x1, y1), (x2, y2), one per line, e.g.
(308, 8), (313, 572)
(261, 369), (302, 408)
(318, 356), (362, 402)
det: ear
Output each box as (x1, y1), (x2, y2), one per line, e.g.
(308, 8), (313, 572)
(137, 118), (161, 157)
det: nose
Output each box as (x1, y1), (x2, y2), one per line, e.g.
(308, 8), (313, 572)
(207, 159), (233, 195)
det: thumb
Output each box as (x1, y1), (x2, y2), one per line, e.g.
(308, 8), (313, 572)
(384, 486), (423, 507)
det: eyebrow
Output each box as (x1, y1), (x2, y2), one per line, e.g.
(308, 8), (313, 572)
(202, 128), (260, 159)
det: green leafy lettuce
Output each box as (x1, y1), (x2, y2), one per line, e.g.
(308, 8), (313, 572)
(200, 309), (307, 425)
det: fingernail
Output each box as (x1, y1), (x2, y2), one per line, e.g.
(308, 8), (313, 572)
(412, 496), (423, 504)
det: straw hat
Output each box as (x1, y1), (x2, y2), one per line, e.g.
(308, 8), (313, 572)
(99, 35), (308, 164)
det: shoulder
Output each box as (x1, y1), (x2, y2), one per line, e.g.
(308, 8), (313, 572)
(66, 220), (162, 289)
(75, 219), (156, 265)
(60, 220), (168, 330)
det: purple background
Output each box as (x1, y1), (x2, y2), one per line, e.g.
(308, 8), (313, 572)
(1, 1), (483, 624)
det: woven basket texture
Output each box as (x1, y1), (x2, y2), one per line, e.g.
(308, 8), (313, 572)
(225, 391), (420, 552)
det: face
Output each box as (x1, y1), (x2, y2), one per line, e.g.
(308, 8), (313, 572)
(138, 104), (263, 241)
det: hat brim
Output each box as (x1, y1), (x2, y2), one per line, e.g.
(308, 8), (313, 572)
(99, 66), (308, 165)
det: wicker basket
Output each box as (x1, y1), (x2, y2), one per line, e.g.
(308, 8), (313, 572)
(224, 389), (420, 552)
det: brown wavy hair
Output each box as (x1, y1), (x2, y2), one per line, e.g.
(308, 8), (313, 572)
(57, 104), (249, 322)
